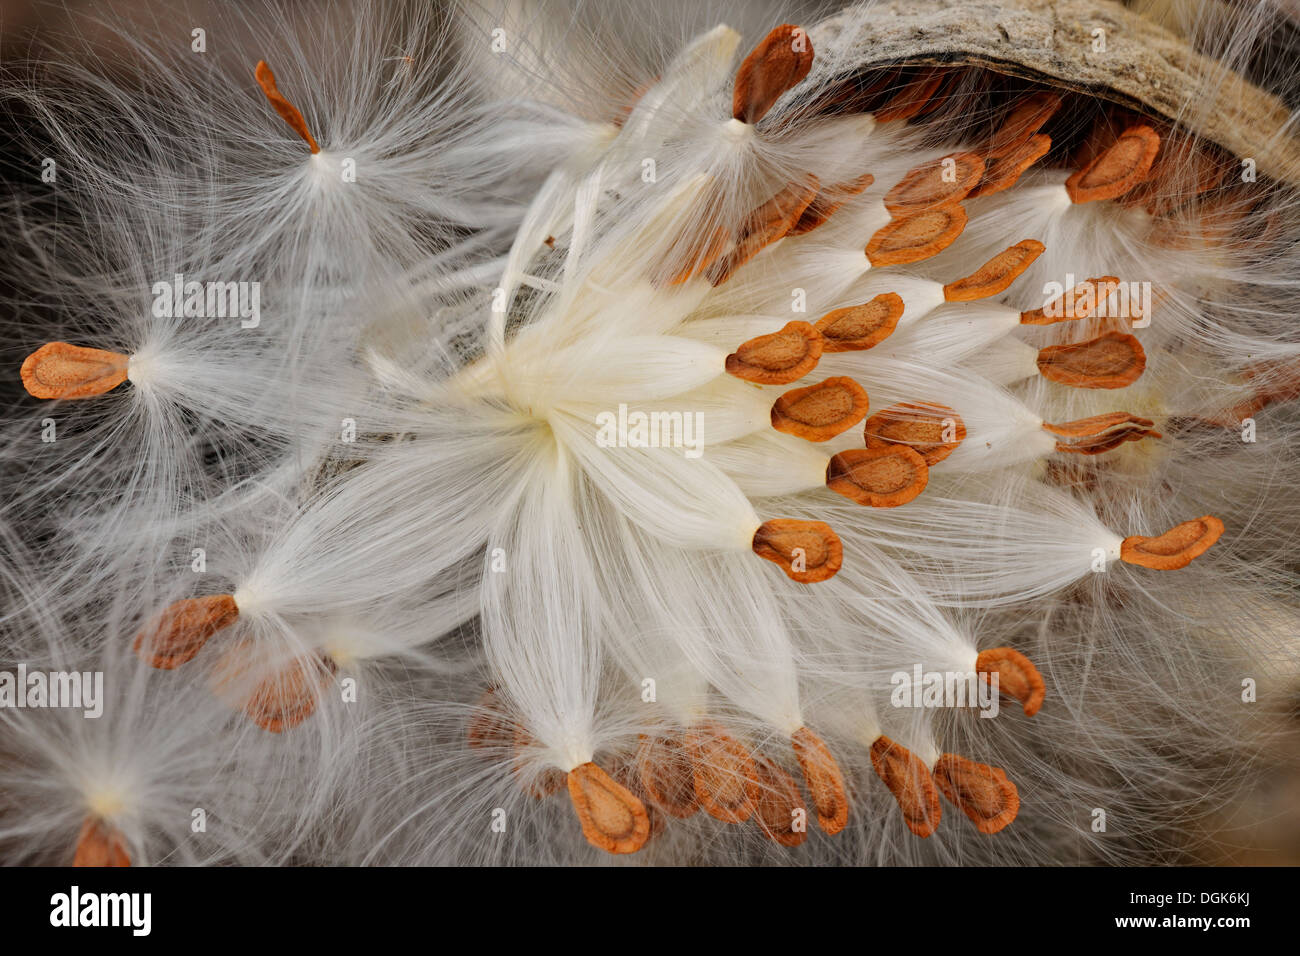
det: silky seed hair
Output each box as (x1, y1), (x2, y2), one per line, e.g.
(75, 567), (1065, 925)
(1, 0), (1297, 865)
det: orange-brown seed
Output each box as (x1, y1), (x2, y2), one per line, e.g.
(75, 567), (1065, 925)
(791, 726), (849, 834)
(813, 292), (903, 352)
(932, 753), (1019, 834)
(1120, 515), (1224, 570)
(133, 595), (239, 669)
(751, 519), (843, 583)
(942, 239), (1045, 301)
(1065, 125), (1160, 204)
(863, 401), (966, 465)
(975, 647), (1046, 717)
(73, 817), (131, 867)
(866, 205), (968, 267)
(826, 446), (929, 508)
(725, 321), (823, 384)
(255, 60), (321, 154)
(688, 726), (757, 823)
(771, 376), (870, 442)
(1036, 331), (1146, 389)
(20, 342), (129, 400)
(732, 25), (815, 124)
(884, 152), (985, 215)
(567, 762), (651, 854)
(869, 736), (941, 838)
(747, 751), (808, 847)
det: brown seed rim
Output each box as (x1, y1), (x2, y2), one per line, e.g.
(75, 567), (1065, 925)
(1044, 412), (1161, 454)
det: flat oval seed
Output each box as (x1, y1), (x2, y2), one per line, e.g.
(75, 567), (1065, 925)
(73, 817), (130, 867)
(975, 647), (1046, 717)
(751, 518), (843, 583)
(725, 320), (823, 384)
(1065, 125), (1161, 204)
(467, 686), (515, 750)
(709, 179), (819, 285)
(1020, 276), (1120, 325)
(610, 759), (666, 842)
(1120, 515), (1225, 570)
(255, 60), (321, 154)
(732, 24), (814, 124)
(866, 204), (968, 267)
(748, 752), (808, 847)
(242, 654), (336, 733)
(1041, 411), (1155, 438)
(791, 727), (849, 835)
(884, 152), (985, 215)
(637, 733), (700, 819)
(986, 91), (1061, 157)
(1044, 412), (1161, 454)
(814, 292), (903, 352)
(1036, 331), (1146, 389)
(933, 754), (1019, 834)
(787, 173), (875, 236)
(20, 342), (129, 400)
(826, 446), (929, 508)
(771, 376), (870, 442)
(661, 224), (730, 286)
(863, 401), (966, 465)
(942, 239), (1045, 301)
(567, 762), (651, 854)
(873, 69), (945, 122)
(869, 736), (941, 838)
(688, 726), (756, 823)
(969, 134), (1052, 198)
(132, 594), (239, 670)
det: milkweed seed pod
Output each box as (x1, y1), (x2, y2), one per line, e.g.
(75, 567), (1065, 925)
(1, 0), (1298, 866)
